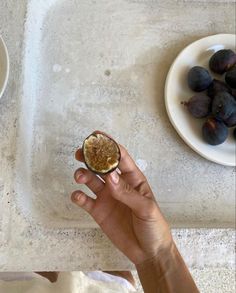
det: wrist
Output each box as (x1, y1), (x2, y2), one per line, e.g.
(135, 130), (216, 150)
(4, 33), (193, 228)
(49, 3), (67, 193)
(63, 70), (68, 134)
(135, 239), (175, 272)
(135, 227), (174, 267)
(135, 242), (199, 293)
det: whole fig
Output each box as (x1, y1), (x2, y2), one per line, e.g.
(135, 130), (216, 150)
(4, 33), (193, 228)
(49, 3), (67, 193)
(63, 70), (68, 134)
(187, 66), (212, 92)
(209, 49), (236, 74)
(202, 118), (228, 145)
(212, 91), (236, 120)
(184, 94), (211, 118)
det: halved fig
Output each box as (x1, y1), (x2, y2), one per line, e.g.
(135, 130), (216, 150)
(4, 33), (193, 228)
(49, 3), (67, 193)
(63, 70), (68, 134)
(82, 132), (121, 174)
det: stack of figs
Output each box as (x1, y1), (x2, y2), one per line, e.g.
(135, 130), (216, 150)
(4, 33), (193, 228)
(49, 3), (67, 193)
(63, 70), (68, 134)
(184, 49), (236, 145)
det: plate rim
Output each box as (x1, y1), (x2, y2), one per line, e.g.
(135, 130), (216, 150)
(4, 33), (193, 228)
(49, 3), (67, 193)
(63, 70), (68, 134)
(0, 35), (10, 99)
(165, 33), (236, 167)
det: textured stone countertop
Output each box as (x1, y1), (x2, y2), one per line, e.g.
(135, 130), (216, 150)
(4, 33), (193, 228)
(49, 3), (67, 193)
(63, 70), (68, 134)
(0, 1), (235, 292)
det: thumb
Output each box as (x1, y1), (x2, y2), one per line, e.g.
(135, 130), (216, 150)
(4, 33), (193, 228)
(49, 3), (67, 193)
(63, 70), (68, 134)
(105, 171), (151, 215)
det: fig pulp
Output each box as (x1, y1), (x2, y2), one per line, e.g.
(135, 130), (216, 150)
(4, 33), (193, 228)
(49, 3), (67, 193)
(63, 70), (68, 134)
(83, 132), (121, 174)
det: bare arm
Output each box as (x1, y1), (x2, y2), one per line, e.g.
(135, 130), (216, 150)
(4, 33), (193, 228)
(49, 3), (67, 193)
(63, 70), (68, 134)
(136, 243), (199, 293)
(71, 134), (199, 293)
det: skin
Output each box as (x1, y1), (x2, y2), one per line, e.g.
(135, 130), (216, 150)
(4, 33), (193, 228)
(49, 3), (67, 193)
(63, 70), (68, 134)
(72, 143), (172, 265)
(71, 132), (199, 292)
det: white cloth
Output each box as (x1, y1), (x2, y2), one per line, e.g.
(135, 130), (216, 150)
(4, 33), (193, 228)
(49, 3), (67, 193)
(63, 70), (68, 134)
(85, 271), (136, 292)
(0, 272), (136, 293)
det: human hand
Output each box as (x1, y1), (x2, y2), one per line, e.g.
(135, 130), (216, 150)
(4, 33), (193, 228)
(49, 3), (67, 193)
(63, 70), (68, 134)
(71, 134), (173, 265)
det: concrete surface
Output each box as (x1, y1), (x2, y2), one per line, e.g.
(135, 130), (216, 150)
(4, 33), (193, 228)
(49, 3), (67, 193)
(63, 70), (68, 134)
(15, 0), (236, 229)
(0, 0), (235, 292)
(133, 268), (236, 293)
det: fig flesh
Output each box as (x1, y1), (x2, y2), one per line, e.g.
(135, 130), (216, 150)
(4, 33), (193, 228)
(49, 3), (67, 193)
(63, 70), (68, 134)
(83, 133), (121, 174)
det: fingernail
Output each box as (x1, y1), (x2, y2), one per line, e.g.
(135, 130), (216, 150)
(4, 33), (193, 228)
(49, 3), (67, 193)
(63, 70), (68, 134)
(75, 171), (84, 181)
(110, 171), (119, 184)
(72, 192), (81, 202)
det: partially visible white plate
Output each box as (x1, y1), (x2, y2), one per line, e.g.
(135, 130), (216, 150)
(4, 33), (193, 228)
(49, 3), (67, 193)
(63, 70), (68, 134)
(165, 34), (236, 167)
(0, 36), (9, 99)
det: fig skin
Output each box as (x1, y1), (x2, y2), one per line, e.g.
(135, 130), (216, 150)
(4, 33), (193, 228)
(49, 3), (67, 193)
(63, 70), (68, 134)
(184, 94), (211, 118)
(212, 91), (236, 121)
(233, 128), (236, 140)
(209, 49), (236, 74)
(202, 118), (228, 145)
(223, 112), (236, 128)
(82, 132), (121, 175)
(207, 79), (231, 99)
(187, 66), (212, 92)
(225, 68), (236, 89)
(231, 89), (236, 100)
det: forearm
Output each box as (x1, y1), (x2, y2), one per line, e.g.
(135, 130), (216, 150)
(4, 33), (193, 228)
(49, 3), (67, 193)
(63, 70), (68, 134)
(136, 243), (199, 293)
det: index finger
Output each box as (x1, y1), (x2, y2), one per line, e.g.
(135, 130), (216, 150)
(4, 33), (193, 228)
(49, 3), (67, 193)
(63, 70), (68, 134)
(118, 144), (150, 192)
(118, 144), (144, 176)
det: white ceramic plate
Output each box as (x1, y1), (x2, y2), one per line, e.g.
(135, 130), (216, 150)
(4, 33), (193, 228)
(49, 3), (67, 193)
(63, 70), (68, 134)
(165, 34), (236, 166)
(0, 36), (9, 99)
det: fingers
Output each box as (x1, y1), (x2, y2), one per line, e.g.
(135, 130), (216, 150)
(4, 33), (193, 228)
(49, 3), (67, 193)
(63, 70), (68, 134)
(118, 145), (153, 196)
(75, 131), (149, 193)
(105, 171), (154, 218)
(118, 145), (142, 175)
(74, 168), (104, 194)
(71, 191), (96, 214)
(75, 148), (84, 162)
